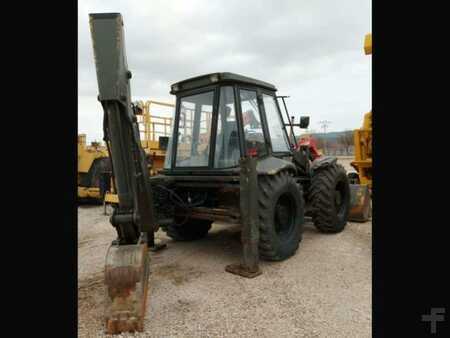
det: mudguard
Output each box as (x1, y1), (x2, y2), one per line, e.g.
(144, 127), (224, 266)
(311, 156), (337, 171)
(256, 156), (296, 175)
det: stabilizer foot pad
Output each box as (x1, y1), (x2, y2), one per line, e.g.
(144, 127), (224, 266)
(225, 264), (262, 278)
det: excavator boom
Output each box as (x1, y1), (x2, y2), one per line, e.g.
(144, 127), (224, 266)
(89, 12), (156, 334)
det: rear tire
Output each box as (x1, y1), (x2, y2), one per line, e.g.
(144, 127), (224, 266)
(258, 171), (304, 261)
(162, 219), (212, 241)
(309, 163), (350, 233)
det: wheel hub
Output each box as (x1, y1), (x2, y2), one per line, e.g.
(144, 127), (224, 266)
(274, 193), (296, 237)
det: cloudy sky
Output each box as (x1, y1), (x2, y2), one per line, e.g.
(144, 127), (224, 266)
(78, 0), (371, 143)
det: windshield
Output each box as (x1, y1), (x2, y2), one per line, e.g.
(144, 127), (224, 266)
(175, 91), (214, 167)
(263, 94), (290, 152)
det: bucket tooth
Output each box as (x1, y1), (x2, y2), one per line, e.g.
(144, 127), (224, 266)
(104, 243), (150, 334)
(348, 184), (371, 222)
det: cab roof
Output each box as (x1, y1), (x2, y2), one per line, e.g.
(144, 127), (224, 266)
(170, 72), (277, 94)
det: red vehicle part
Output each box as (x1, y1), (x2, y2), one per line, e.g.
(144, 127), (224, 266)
(298, 136), (321, 160)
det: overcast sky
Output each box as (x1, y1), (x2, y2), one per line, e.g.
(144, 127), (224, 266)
(78, 0), (371, 143)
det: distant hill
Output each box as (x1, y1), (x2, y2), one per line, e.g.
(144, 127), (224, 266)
(297, 130), (353, 140)
(295, 130), (355, 156)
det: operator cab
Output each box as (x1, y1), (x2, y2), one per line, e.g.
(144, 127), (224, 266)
(163, 72), (292, 174)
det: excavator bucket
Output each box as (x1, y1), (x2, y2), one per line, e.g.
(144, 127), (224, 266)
(104, 243), (150, 334)
(348, 184), (371, 222)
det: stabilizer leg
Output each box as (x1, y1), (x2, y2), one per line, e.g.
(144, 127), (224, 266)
(225, 156), (262, 278)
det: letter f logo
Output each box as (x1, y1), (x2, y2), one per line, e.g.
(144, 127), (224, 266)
(422, 308), (445, 334)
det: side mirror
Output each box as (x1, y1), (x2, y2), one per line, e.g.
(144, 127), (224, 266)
(300, 116), (310, 129)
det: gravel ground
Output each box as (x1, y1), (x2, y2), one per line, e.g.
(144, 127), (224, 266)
(78, 158), (371, 338)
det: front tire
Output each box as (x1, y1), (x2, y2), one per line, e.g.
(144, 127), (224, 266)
(258, 171), (304, 261)
(309, 163), (350, 233)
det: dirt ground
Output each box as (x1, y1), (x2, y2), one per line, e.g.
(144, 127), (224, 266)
(78, 157), (370, 337)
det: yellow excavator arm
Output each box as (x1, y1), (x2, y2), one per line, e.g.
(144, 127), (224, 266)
(364, 33), (372, 55)
(348, 33), (372, 222)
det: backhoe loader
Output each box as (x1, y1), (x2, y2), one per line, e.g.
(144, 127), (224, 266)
(89, 13), (351, 334)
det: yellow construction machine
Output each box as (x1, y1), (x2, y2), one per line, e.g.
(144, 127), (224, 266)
(350, 33), (372, 188)
(348, 33), (372, 221)
(350, 110), (372, 187)
(136, 100), (174, 175)
(77, 134), (110, 202)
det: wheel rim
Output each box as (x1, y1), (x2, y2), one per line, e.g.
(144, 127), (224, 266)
(335, 181), (347, 218)
(274, 192), (297, 239)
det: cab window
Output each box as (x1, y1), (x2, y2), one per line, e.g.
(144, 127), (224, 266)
(239, 89), (267, 157)
(262, 94), (290, 152)
(214, 86), (240, 168)
(175, 91), (214, 167)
